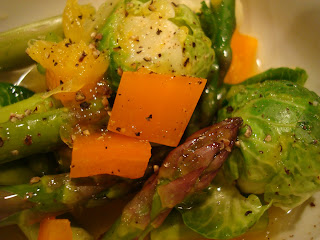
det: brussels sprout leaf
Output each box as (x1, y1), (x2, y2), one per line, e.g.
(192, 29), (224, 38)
(178, 173), (271, 239)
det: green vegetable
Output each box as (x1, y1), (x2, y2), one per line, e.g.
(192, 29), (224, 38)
(211, 0), (236, 85)
(98, 0), (215, 91)
(186, 0), (236, 135)
(150, 210), (204, 240)
(178, 172), (271, 239)
(0, 108), (72, 164)
(0, 93), (62, 123)
(0, 153), (58, 185)
(231, 67), (308, 86)
(0, 173), (133, 227)
(219, 74), (320, 209)
(102, 118), (242, 240)
(0, 16), (63, 71)
(0, 83), (34, 108)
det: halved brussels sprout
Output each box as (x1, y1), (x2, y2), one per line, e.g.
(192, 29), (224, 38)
(98, 0), (215, 90)
(219, 76), (320, 210)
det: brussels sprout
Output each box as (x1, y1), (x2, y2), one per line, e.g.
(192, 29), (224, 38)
(98, 0), (215, 90)
(219, 76), (320, 210)
(177, 172), (271, 239)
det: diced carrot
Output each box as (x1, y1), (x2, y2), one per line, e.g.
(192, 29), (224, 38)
(38, 218), (72, 240)
(224, 29), (258, 84)
(107, 72), (207, 147)
(70, 131), (151, 179)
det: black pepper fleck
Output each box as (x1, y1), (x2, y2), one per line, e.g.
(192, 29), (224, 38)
(227, 106), (234, 113)
(146, 114), (153, 121)
(245, 211), (252, 216)
(135, 132), (141, 136)
(116, 127), (121, 132)
(79, 51), (87, 62)
(80, 101), (91, 109)
(183, 58), (190, 67)
(284, 167), (290, 175)
(24, 135), (33, 146)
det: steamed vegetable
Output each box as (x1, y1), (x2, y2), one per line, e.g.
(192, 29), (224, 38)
(0, 108), (71, 164)
(19, 221), (94, 240)
(98, 0), (215, 91)
(0, 83), (34, 107)
(0, 153), (58, 185)
(0, 173), (137, 227)
(186, 0), (236, 134)
(70, 131), (151, 179)
(108, 71), (207, 146)
(224, 29), (258, 84)
(178, 172), (271, 239)
(0, 93), (61, 123)
(27, 39), (109, 106)
(102, 118), (242, 239)
(150, 210), (205, 240)
(219, 69), (320, 209)
(0, 16), (63, 71)
(38, 218), (73, 240)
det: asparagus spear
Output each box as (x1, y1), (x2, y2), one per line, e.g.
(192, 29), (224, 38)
(212, 0), (236, 85)
(0, 173), (136, 227)
(0, 144), (172, 227)
(186, 0), (235, 135)
(102, 118), (242, 240)
(0, 93), (62, 123)
(0, 108), (71, 164)
(0, 16), (63, 71)
(0, 153), (58, 185)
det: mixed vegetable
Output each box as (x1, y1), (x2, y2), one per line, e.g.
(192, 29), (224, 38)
(0, 0), (319, 239)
